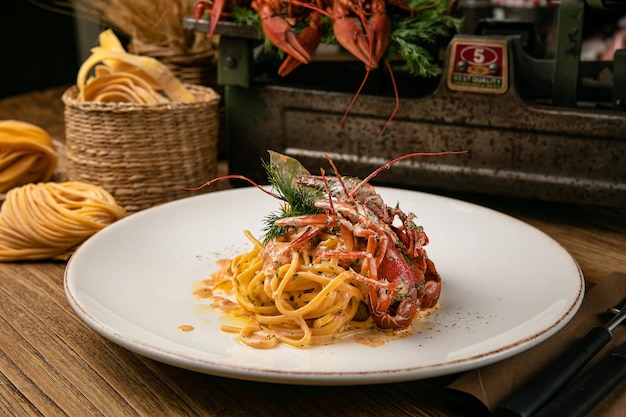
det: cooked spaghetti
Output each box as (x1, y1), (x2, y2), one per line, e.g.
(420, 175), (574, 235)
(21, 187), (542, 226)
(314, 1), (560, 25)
(212, 230), (373, 349)
(0, 181), (127, 261)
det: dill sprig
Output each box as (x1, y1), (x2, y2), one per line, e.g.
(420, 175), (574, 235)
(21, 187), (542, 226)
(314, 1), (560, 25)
(389, 0), (462, 77)
(261, 152), (323, 242)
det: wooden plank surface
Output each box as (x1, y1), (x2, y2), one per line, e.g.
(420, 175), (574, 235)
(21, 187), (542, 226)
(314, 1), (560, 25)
(1, 87), (625, 416)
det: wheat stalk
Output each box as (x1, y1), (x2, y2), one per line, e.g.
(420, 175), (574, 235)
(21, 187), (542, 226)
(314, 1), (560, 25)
(59, 0), (211, 52)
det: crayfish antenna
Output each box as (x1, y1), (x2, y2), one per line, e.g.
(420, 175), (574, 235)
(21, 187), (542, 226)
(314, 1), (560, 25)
(350, 151), (469, 197)
(176, 174), (281, 199)
(378, 58), (400, 137)
(322, 153), (353, 201)
(338, 50), (397, 139)
(319, 168), (336, 214)
(338, 66), (370, 132)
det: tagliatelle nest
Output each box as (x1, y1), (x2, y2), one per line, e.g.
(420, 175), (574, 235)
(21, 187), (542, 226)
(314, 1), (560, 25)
(77, 29), (196, 104)
(0, 120), (58, 193)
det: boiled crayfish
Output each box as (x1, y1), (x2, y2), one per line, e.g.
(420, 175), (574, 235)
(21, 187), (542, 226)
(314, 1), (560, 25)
(181, 150), (466, 330)
(194, 0), (391, 73)
(193, 0), (449, 74)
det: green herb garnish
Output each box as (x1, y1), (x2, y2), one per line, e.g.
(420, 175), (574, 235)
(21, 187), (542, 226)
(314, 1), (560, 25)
(261, 151), (323, 242)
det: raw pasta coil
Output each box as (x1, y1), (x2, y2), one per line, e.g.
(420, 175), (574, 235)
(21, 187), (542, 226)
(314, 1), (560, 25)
(0, 120), (58, 193)
(0, 181), (127, 261)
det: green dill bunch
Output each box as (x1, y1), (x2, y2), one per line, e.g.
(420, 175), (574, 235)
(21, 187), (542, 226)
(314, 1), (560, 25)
(261, 152), (323, 243)
(388, 0), (462, 77)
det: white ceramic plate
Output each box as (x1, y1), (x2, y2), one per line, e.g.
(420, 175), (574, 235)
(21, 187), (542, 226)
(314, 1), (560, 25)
(65, 187), (584, 385)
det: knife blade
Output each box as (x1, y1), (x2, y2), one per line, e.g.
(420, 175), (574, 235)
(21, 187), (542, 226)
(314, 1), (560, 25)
(494, 297), (626, 417)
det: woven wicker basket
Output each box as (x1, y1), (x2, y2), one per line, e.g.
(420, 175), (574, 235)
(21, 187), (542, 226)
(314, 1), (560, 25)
(62, 84), (220, 213)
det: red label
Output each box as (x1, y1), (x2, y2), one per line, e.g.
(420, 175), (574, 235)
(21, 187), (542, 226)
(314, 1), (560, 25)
(446, 39), (508, 94)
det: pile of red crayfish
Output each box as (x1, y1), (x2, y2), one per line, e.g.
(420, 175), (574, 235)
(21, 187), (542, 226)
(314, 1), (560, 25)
(193, 0), (458, 134)
(194, 0), (458, 77)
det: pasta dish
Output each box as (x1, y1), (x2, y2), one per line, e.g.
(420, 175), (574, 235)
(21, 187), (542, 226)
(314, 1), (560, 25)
(191, 151), (463, 348)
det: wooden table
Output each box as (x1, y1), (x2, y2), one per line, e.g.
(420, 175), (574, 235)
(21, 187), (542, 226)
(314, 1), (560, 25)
(1, 88), (625, 416)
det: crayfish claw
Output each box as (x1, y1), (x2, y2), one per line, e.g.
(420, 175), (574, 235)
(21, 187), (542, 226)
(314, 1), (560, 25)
(194, 0), (224, 39)
(333, 18), (377, 69)
(194, 0), (210, 20)
(367, 0), (392, 64)
(419, 258), (442, 309)
(278, 12), (323, 76)
(255, 2), (312, 64)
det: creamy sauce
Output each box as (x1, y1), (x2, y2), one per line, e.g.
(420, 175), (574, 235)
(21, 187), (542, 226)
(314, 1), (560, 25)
(210, 296), (240, 314)
(177, 324), (194, 332)
(192, 287), (213, 298)
(353, 326), (414, 347)
(352, 307), (438, 347)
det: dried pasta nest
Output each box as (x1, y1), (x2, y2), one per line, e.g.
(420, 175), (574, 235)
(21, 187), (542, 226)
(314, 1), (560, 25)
(0, 120), (58, 193)
(0, 181), (127, 261)
(62, 83), (220, 213)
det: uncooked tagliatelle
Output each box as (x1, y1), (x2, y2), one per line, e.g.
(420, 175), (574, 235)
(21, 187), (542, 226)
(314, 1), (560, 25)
(0, 182), (127, 261)
(76, 29), (196, 104)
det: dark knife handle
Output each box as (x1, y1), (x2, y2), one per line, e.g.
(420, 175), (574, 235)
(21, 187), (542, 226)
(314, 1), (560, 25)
(494, 327), (612, 417)
(531, 341), (626, 417)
